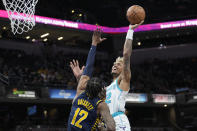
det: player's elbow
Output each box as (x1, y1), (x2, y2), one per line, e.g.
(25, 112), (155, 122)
(106, 120), (116, 131)
(107, 125), (115, 131)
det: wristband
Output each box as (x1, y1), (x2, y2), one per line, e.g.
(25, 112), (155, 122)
(126, 29), (134, 40)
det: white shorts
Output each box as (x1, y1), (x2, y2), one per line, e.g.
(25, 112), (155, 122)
(113, 112), (131, 131)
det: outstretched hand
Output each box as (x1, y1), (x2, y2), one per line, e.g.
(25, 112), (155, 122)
(70, 59), (85, 81)
(130, 20), (144, 30)
(92, 27), (107, 46)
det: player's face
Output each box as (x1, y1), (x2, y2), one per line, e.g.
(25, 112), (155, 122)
(111, 61), (123, 75)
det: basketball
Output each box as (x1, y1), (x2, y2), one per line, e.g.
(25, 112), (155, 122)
(126, 5), (145, 24)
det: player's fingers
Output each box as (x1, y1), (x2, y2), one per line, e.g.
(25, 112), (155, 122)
(73, 59), (77, 67)
(76, 60), (79, 66)
(81, 66), (85, 70)
(98, 27), (101, 32)
(72, 59), (75, 66)
(139, 20), (144, 25)
(95, 28), (99, 36)
(96, 28), (102, 37)
(133, 21), (144, 28)
(101, 38), (107, 42)
(130, 24), (139, 30)
(70, 62), (74, 69)
(93, 27), (98, 36)
(74, 59), (78, 67)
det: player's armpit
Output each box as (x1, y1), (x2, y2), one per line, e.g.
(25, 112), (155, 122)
(97, 102), (115, 131)
(76, 75), (90, 96)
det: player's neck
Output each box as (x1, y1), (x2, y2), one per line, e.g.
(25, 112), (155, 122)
(112, 75), (118, 81)
(112, 73), (119, 81)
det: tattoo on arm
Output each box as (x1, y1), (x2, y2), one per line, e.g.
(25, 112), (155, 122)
(122, 39), (132, 81)
(98, 102), (115, 131)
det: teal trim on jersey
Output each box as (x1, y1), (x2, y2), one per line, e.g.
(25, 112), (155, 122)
(112, 112), (124, 118)
(116, 79), (123, 91)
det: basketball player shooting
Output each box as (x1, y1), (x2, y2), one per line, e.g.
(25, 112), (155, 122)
(107, 6), (145, 130)
(70, 22), (143, 131)
(105, 21), (143, 131)
(68, 28), (115, 131)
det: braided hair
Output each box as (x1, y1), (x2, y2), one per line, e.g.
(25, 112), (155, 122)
(85, 77), (105, 99)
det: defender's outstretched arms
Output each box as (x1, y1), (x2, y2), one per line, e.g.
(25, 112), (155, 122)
(118, 21), (144, 91)
(73, 28), (107, 99)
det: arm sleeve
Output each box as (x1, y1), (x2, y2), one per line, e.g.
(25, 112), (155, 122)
(82, 45), (97, 77)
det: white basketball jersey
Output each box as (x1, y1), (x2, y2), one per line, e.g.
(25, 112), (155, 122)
(105, 79), (129, 115)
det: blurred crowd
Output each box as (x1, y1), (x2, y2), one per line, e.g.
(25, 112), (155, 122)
(0, 48), (197, 93)
(132, 58), (197, 94)
(0, 48), (111, 89)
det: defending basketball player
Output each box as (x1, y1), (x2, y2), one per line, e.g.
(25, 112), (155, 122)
(67, 28), (115, 131)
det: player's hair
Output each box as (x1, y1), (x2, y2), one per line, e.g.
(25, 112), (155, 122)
(115, 57), (123, 63)
(85, 77), (104, 99)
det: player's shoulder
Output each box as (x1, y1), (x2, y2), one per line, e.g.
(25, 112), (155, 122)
(97, 100), (106, 110)
(72, 91), (85, 103)
(96, 99), (103, 106)
(107, 79), (120, 90)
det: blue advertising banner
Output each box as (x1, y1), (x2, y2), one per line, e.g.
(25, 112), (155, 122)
(49, 89), (76, 99)
(126, 93), (147, 103)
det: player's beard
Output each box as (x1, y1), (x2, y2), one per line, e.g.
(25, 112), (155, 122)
(111, 72), (119, 79)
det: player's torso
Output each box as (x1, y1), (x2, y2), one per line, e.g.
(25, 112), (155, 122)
(67, 92), (101, 131)
(105, 79), (129, 115)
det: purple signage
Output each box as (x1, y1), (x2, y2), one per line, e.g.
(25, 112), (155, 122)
(0, 9), (197, 34)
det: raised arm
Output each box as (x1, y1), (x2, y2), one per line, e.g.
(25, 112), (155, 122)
(74, 28), (107, 97)
(97, 102), (115, 131)
(70, 59), (85, 82)
(119, 21), (143, 91)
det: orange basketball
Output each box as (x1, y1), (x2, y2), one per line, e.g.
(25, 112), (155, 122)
(126, 5), (145, 24)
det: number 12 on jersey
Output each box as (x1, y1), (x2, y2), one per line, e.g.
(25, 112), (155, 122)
(71, 108), (88, 128)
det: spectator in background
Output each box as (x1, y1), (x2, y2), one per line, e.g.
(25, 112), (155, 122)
(0, 47), (196, 93)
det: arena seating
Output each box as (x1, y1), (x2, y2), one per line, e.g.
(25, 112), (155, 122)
(0, 47), (197, 93)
